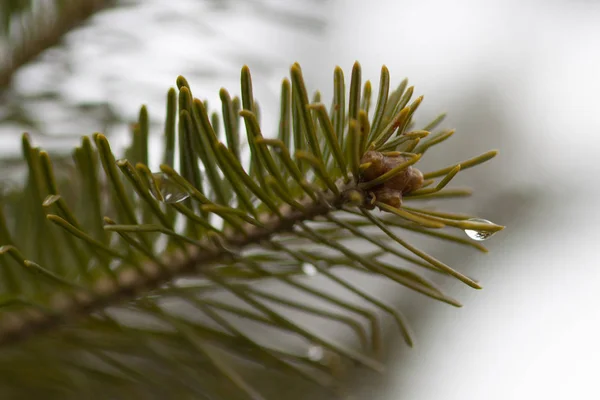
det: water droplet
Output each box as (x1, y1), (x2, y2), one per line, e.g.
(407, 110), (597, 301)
(307, 345), (324, 361)
(149, 173), (190, 204)
(301, 263), (318, 276)
(42, 194), (61, 207)
(464, 218), (497, 241)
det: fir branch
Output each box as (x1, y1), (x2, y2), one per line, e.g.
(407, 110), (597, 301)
(0, 179), (357, 346)
(0, 61), (504, 399)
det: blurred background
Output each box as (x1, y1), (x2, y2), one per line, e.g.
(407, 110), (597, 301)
(1, 0), (598, 399)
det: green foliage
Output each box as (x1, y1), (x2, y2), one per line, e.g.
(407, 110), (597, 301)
(0, 0), (114, 87)
(0, 62), (502, 399)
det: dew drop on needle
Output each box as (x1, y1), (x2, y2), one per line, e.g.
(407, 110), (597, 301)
(149, 173), (190, 204)
(307, 345), (324, 361)
(464, 218), (497, 241)
(301, 263), (318, 276)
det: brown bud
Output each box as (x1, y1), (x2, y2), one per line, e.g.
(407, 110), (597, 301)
(358, 150), (424, 209)
(372, 186), (403, 208)
(360, 151), (385, 181)
(402, 167), (423, 194)
(380, 156), (423, 193)
(385, 163), (413, 190)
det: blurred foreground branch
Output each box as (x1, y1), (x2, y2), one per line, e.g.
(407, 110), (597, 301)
(0, 0), (115, 88)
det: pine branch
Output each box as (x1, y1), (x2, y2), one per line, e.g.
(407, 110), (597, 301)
(0, 62), (503, 399)
(0, 178), (357, 346)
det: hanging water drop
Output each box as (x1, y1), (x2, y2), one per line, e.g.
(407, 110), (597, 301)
(149, 173), (190, 204)
(301, 263), (318, 276)
(464, 218), (497, 241)
(307, 345), (324, 361)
